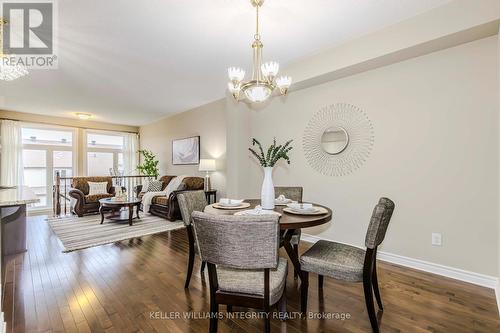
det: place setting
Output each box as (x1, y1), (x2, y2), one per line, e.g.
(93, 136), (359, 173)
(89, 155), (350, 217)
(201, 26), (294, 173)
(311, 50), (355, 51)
(283, 202), (329, 216)
(234, 205), (281, 217)
(211, 198), (250, 210)
(209, 195), (328, 217)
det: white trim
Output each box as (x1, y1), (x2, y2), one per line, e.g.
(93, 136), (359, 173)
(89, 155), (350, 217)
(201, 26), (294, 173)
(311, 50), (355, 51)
(27, 208), (53, 216)
(496, 282), (500, 317)
(0, 312), (5, 333)
(300, 234), (498, 289)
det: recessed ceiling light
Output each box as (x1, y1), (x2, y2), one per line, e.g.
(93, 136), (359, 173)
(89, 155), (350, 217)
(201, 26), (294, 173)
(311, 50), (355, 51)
(76, 113), (91, 120)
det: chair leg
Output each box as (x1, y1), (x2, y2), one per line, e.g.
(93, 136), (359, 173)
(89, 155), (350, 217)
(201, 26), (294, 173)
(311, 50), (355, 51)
(184, 241), (195, 289)
(363, 275), (379, 333)
(300, 271), (309, 315)
(372, 260), (383, 310)
(209, 302), (219, 333)
(318, 274), (324, 290)
(278, 280), (287, 321)
(293, 244), (299, 278)
(264, 313), (271, 333)
(201, 261), (206, 273)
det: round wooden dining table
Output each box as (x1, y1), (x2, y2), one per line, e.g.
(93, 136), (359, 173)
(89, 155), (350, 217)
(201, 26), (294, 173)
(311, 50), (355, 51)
(204, 199), (332, 279)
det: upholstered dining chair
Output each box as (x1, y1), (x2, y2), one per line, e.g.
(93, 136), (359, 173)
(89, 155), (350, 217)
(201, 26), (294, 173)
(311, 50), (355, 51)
(177, 190), (208, 288)
(191, 211), (288, 333)
(275, 186), (303, 278)
(299, 197), (395, 333)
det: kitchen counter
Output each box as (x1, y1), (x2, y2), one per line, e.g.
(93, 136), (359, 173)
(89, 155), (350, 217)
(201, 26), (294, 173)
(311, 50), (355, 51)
(1, 187), (39, 280)
(0, 186), (39, 207)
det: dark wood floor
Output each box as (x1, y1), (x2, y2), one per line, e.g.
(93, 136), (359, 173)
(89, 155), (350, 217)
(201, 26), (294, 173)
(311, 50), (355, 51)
(2, 215), (499, 333)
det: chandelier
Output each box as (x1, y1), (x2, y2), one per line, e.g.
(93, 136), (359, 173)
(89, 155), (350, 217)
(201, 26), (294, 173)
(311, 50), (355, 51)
(227, 0), (292, 103)
(0, 19), (29, 81)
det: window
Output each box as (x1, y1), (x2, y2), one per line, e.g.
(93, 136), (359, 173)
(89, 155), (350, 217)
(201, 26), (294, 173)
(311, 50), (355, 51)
(87, 133), (123, 150)
(23, 149), (47, 207)
(86, 131), (126, 176)
(87, 152), (113, 176)
(53, 151), (73, 179)
(22, 126), (76, 210)
(22, 128), (72, 146)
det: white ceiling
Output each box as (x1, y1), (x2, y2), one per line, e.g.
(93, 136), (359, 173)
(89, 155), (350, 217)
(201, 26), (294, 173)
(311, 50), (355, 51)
(0, 0), (450, 126)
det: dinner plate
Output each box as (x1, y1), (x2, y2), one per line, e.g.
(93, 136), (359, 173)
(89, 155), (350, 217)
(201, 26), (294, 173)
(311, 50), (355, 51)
(217, 202), (243, 207)
(212, 202), (251, 210)
(283, 206), (329, 215)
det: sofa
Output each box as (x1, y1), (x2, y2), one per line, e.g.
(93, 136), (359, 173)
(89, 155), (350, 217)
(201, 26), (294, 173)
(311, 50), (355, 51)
(69, 176), (122, 217)
(136, 175), (204, 221)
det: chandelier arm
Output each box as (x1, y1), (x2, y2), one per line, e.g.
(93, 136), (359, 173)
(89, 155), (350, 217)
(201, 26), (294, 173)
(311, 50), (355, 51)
(0, 19), (3, 56)
(255, 5), (259, 38)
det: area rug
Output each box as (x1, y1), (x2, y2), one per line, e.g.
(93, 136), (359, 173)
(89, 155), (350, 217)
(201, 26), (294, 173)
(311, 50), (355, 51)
(46, 214), (184, 252)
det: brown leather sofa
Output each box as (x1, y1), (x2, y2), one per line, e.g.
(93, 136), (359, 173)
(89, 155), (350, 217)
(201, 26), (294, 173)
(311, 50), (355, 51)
(136, 175), (204, 221)
(69, 176), (122, 217)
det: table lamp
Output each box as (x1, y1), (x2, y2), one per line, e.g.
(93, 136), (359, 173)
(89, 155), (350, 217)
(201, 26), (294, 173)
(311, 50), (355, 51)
(199, 159), (216, 191)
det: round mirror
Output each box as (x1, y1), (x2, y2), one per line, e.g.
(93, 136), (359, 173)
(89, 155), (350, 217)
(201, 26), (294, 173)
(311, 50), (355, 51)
(321, 126), (349, 155)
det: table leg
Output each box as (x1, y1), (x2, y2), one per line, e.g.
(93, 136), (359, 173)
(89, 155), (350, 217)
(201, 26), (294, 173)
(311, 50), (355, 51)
(282, 229), (302, 280)
(136, 203), (140, 219)
(128, 204), (133, 226)
(100, 206), (105, 224)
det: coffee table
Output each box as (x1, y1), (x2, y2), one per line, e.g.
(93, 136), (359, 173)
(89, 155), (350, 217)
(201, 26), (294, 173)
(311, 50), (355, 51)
(99, 197), (142, 226)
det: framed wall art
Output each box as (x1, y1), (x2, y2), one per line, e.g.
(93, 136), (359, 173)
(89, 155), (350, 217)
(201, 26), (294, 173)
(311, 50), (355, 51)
(172, 136), (200, 165)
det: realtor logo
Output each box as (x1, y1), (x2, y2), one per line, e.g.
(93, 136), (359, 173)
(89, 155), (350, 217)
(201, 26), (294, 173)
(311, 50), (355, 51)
(1, 0), (57, 69)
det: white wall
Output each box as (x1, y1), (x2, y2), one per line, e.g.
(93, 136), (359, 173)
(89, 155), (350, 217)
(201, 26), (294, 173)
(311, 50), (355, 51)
(139, 35), (498, 278)
(139, 99), (227, 197)
(228, 36), (498, 276)
(497, 27), (500, 306)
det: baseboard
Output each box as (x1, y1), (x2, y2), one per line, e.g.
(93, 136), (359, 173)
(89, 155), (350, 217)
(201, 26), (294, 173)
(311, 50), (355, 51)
(0, 312), (5, 333)
(300, 234), (498, 290)
(496, 282), (500, 317)
(27, 208), (53, 216)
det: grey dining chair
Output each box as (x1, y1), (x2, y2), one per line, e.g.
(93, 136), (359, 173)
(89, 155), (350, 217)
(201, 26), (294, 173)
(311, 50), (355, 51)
(299, 197), (395, 333)
(177, 190), (208, 288)
(275, 186), (303, 278)
(192, 211), (288, 333)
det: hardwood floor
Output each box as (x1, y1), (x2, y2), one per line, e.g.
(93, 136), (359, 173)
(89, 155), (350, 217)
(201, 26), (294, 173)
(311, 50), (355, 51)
(2, 215), (499, 333)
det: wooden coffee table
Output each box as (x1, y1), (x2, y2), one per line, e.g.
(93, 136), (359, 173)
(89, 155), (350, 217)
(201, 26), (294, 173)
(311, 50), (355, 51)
(99, 197), (142, 226)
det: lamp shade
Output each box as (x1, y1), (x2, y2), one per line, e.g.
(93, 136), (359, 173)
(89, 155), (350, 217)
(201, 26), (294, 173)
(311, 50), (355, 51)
(199, 159), (216, 172)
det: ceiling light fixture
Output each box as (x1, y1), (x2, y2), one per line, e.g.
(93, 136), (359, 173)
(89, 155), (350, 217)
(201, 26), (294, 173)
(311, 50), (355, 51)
(227, 0), (292, 103)
(76, 113), (92, 120)
(0, 19), (29, 81)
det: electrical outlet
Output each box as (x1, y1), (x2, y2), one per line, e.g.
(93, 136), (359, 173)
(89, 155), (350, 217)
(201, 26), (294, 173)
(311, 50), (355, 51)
(431, 233), (442, 246)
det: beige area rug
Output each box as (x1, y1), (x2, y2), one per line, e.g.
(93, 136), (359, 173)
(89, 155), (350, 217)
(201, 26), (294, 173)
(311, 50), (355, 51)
(46, 213), (184, 252)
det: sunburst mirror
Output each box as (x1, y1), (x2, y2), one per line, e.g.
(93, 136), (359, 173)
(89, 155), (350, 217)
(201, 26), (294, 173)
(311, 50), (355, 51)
(303, 103), (374, 176)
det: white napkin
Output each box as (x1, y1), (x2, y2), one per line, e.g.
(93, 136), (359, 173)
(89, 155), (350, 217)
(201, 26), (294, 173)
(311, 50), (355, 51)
(219, 198), (244, 205)
(287, 203), (315, 211)
(275, 195), (295, 204)
(236, 205), (281, 216)
(275, 194), (288, 202)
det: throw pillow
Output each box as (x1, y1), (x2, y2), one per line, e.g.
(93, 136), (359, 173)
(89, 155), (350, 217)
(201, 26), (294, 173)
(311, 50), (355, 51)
(146, 180), (163, 192)
(88, 181), (108, 195)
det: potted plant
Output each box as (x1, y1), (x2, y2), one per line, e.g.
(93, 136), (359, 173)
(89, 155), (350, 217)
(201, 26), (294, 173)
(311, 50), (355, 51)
(137, 149), (160, 180)
(249, 138), (293, 209)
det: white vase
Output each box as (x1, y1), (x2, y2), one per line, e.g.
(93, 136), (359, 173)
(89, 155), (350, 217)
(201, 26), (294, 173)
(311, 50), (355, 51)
(261, 166), (275, 210)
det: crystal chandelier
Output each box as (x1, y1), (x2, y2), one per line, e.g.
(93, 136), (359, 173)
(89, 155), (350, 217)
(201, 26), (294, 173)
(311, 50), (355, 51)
(0, 19), (29, 81)
(227, 0), (292, 103)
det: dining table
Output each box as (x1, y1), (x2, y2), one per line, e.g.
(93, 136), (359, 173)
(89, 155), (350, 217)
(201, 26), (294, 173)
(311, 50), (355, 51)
(204, 199), (332, 279)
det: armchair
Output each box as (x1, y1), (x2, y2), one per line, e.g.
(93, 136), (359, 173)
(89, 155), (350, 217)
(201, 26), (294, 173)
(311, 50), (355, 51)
(69, 177), (123, 217)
